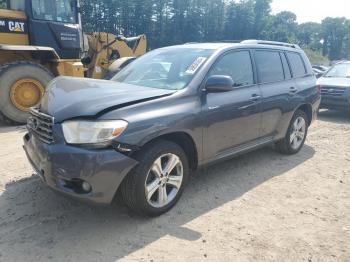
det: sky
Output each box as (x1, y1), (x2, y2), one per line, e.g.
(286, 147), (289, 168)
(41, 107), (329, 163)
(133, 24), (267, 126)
(271, 0), (350, 23)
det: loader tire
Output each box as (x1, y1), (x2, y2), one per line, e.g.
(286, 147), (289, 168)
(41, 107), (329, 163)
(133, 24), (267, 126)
(0, 61), (54, 124)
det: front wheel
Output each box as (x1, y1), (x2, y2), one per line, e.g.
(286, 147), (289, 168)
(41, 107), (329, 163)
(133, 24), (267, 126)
(276, 110), (309, 155)
(120, 140), (189, 217)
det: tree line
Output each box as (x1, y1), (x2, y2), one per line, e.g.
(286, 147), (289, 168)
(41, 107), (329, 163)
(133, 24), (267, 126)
(80, 0), (350, 62)
(0, 0), (349, 61)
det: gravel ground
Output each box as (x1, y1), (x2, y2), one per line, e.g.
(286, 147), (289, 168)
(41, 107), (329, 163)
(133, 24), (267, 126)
(0, 110), (349, 262)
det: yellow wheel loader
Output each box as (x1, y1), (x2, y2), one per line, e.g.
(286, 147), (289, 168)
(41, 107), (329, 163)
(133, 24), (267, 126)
(0, 0), (147, 124)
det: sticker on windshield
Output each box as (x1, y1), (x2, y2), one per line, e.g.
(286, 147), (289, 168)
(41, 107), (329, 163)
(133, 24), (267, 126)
(185, 57), (207, 75)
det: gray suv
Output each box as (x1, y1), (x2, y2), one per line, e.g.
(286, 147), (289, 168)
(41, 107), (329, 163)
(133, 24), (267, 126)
(23, 40), (320, 216)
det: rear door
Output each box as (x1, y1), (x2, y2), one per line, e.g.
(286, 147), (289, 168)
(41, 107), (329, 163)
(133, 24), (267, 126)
(202, 50), (262, 160)
(254, 49), (295, 139)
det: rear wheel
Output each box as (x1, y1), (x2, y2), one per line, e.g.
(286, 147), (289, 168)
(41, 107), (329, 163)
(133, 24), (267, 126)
(120, 140), (189, 217)
(0, 61), (54, 124)
(276, 110), (309, 155)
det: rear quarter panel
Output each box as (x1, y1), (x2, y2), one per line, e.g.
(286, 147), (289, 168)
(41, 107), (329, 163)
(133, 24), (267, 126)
(275, 75), (319, 140)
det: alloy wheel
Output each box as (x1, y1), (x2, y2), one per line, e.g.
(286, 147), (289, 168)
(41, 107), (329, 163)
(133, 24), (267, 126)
(290, 116), (306, 150)
(145, 153), (184, 208)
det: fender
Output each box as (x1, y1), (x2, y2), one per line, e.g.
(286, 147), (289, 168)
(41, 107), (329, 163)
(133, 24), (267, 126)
(0, 44), (60, 60)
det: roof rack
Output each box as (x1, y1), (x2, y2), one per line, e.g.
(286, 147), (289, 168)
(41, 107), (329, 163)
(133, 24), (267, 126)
(212, 40), (241, 43)
(241, 40), (301, 49)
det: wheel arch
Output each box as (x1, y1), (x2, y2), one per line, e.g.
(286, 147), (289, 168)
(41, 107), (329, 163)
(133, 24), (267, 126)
(296, 103), (313, 126)
(134, 131), (199, 171)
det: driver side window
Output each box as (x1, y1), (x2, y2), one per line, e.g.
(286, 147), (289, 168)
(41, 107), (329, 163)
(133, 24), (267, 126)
(209, 51), (254, 87)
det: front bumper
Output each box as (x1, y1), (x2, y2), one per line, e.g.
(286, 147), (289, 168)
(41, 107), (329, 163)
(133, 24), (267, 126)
(320, 95), (350, 110)
(23, 132), (138, 205)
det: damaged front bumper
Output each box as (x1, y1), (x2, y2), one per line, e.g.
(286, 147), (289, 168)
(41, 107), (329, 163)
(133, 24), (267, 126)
(23, 132), (138, 205)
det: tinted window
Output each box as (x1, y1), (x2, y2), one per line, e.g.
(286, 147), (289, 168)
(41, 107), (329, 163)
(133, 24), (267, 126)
(209, 51), (254, 87)
(280, 52), (292, 79)
(287, 52), (307, 78)
(255, 51), (284, 83)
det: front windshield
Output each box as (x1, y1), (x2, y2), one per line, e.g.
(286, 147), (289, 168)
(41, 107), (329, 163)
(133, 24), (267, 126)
(324, 63), (350, 78)
(112, 48), (214, 90)
(31, 0), (77, 24)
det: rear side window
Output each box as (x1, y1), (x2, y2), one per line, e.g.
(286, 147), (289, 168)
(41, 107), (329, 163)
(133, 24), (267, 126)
(280, 53), (292, 79)
(255, 51), (284, 83)
(286, 52), (307, 78)
(209, 51), (254, 87)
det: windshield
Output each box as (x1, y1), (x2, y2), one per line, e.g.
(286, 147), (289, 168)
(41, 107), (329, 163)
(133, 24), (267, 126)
(112, 48), (214, 90)
(324, 63), (350, 78)
(31, 0), (77, 24)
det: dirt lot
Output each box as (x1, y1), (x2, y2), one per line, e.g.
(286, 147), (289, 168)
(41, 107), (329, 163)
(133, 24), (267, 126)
(0, 110), (349, 262)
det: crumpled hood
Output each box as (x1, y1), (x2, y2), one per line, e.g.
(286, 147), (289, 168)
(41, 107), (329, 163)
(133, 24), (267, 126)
(317, 77), (350, 88)
(40, 77), (175, 122)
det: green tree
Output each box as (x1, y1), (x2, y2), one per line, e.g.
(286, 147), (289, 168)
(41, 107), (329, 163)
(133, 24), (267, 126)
(297, 22), (323, 50)
(78, 0), (350, 60)
(224, 0), (255, 40)
(304, 48), (329, 65)
(266, 11), (298, 42)
(253, 0), (272, 38)
(322, 17), (348, 60)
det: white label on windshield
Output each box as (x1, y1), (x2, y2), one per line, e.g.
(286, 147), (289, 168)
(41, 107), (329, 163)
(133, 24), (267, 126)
(185, 57), (207, 75)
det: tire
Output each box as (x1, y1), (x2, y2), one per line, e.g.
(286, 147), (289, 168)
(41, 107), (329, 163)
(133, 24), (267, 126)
(0, 61), (54, 124)
(276, 109), (309, 155)
(120, 140), (189, 217)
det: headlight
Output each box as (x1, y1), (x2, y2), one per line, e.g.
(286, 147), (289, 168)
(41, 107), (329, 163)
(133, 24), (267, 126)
(62, 120), (128, 144)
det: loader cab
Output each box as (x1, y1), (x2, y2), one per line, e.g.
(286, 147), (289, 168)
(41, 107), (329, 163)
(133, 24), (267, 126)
(2, 0), (82, 59)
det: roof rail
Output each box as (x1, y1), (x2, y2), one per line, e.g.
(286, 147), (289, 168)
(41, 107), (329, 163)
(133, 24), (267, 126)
(241, 40), (301, 49)
(212, 40), (241, 43)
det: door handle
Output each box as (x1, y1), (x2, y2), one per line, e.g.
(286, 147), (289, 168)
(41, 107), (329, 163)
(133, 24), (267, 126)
(239, 94), (261, 110)
(250, 94), (261, 102)
(289, 87), (298, 95)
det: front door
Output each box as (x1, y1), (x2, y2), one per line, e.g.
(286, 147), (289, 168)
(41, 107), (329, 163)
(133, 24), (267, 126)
(28, 0), (81, 59)
(202, 50), (262, 161)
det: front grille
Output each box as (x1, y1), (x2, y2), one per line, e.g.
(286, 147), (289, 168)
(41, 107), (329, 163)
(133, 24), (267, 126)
(27, 108), (54, 144)
(321, 86), (346, 96)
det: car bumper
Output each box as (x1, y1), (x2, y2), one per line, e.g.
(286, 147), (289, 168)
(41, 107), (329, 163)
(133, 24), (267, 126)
(23, 132), (138, 205)
(321, 96), (350, 110)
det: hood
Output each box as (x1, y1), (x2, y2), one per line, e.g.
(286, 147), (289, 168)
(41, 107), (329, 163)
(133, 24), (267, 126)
(317, 77), (350, 88)
(40, 77), (175, 122)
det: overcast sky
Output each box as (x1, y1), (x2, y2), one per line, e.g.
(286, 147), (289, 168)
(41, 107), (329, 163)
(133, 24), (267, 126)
(271, 0), (350, 23)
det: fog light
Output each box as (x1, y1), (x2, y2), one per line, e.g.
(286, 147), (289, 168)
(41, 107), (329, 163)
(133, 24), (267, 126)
(82, 181), (91, 192)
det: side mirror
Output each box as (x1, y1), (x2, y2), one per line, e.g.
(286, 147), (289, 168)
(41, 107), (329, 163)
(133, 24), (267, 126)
(205, 75), (234, 93)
